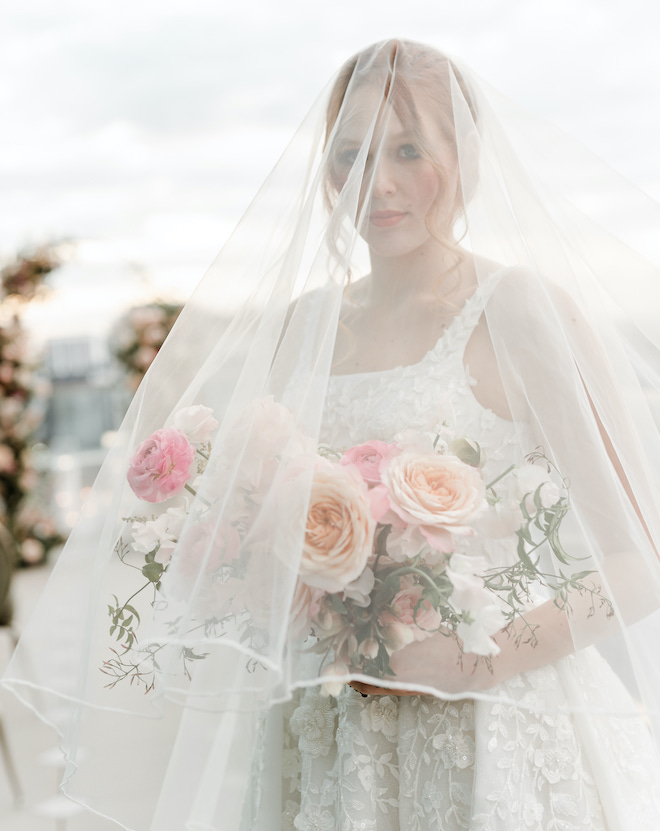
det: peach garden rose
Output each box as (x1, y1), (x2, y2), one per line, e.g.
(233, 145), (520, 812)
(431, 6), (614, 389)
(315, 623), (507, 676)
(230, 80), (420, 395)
(299, 460), (376, 593)
(379, 450), (486, 552)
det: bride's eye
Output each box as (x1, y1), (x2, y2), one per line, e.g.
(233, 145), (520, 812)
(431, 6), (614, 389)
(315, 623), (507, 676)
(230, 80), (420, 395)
(399, 143), (420, 160)
(337, 148), (359, 167)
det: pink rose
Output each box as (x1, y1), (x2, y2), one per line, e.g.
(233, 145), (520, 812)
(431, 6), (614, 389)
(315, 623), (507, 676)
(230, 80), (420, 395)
(381, 451), (486, 551)
(380, 576), (443, 642)
(339, 440), (398, 485)
(300, 461), (376, 593)
(127, 428), (196, 503)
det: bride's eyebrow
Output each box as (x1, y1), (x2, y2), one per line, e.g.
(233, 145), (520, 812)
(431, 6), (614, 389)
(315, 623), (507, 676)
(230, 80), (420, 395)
(334, 127), (416, 150)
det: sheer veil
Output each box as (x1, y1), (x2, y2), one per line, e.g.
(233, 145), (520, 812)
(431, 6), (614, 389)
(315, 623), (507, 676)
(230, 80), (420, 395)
(3, 39), (660, 829)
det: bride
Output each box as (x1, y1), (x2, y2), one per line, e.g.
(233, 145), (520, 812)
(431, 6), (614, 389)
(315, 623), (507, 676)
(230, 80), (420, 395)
(4, 39), (660, 831)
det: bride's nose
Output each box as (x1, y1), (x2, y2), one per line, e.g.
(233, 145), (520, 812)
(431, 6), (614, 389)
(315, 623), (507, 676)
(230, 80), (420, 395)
(370, 157), (397, 198)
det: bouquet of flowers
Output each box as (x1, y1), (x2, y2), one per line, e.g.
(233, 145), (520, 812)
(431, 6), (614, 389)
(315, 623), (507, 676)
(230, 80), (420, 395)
(104, 398), (612, 692)
(287, 431), (615, 691)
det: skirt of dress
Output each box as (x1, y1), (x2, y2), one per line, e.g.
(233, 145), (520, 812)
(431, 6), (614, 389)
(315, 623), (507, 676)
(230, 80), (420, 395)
(279, 647), (660, 831)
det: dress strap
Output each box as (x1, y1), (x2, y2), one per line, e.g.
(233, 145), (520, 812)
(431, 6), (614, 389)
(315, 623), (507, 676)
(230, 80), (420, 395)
(448, 269), (506, 352)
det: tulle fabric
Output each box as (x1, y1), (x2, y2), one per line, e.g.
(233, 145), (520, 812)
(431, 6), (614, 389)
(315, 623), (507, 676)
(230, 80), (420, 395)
(3, 39), (660, 829)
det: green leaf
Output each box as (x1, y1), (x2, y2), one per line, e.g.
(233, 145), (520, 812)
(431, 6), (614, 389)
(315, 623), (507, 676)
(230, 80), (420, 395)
(330, 594), (348, 614)
(124, 604), (141, 624)
(142, 562), (164, 583)
(516, 535), (536, 571)
(571, 570), (595, 581)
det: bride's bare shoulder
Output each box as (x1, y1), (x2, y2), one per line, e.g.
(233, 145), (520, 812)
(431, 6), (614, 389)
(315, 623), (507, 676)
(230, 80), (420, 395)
(486, 265), (583, 327)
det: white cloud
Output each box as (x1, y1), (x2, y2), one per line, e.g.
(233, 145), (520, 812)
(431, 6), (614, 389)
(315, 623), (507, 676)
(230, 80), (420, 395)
(2, 0), (660, 339)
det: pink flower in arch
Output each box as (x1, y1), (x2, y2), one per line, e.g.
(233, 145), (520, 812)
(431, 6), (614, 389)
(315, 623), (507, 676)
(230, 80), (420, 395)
(127, 428), (196, 503)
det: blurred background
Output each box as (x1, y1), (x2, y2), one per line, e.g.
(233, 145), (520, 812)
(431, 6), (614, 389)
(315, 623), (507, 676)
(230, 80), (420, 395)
(1, 0), (660, 827)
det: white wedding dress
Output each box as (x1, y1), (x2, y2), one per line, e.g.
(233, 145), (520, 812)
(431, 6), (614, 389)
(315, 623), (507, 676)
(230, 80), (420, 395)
(277, 274), (660, 831)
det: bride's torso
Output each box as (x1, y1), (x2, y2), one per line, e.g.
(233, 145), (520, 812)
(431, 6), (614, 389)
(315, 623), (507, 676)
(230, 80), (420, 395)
(321, 269), (531, 570)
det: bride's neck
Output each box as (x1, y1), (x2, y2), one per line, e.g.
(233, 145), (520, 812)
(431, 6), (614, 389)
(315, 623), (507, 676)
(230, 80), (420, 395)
(367, 240), (468, 308)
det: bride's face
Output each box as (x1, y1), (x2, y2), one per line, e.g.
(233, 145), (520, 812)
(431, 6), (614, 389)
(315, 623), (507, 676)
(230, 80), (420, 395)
(330, 84), (460, 258)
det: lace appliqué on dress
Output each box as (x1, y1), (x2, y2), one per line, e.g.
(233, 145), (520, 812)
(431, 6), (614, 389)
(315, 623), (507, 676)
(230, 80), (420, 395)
(279, 274), (660, 831)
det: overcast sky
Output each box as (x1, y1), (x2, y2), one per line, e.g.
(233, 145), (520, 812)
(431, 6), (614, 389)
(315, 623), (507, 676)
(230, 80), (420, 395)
(3, 0), (660, 339)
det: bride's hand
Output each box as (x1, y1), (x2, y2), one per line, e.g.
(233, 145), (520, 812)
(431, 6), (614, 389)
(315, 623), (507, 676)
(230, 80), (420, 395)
(348, 631), (493, 697)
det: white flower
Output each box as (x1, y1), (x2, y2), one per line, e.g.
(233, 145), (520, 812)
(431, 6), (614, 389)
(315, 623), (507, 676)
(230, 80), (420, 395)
(360, 696), (398, 739)
(357, 764), (375, 791)
(514, 464), (561, 513)
(289, 694), (336, 756)
(476, 499), (523, 538)
(386, 525), (436, 563)
(293, 805), (335, 831)
(381, 619), (415, 654)
(447, 553), (493, 615)
(432, 725), (475, 769)
(533, 740), (575, 784)
(280, 748), (301, 779)
(319, 660), (349, 697)
(172, 405), (218, 444)
(342, 566), (375, 607)
(131, 505), (187, 563)
(393, 429), (438, 454)
(522, 795), (544, 825)
(456, 605), (505, 656)
(550, 792), (578, 817)
(224, 396), (313, 490)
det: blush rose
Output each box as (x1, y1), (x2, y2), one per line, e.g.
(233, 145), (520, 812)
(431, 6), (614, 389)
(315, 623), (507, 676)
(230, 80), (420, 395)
(339, 440), (398, 485)
(380, 451), (486, 551)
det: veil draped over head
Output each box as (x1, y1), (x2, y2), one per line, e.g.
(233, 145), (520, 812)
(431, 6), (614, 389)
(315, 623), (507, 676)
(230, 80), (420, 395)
(4, 39), (660, 830)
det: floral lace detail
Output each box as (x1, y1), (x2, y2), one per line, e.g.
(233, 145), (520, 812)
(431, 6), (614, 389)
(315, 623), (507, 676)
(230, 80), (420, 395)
(284, 654), (660, 830)
(290, 694), (338, 757)
(321, 272), (511, 452)
(276, 273), (660, 830)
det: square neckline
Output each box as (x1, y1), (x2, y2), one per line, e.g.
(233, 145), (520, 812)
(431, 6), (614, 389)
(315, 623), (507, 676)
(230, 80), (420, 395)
(328, 267), (509, 381)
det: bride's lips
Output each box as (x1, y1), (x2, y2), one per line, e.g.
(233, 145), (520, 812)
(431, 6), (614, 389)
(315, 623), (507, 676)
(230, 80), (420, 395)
(369, 210), (406, 228)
